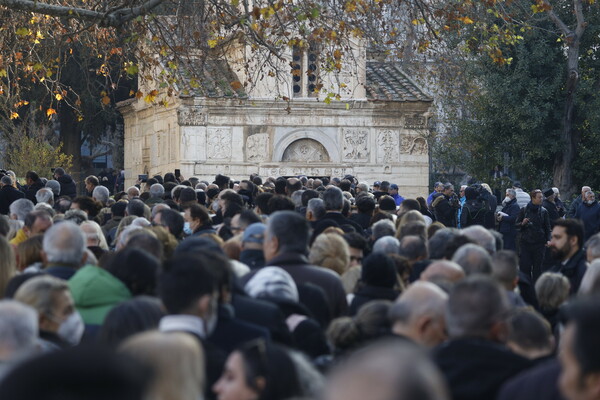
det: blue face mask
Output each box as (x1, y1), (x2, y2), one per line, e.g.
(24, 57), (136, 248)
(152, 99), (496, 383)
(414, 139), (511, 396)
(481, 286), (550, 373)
(183, 222), (193, 236)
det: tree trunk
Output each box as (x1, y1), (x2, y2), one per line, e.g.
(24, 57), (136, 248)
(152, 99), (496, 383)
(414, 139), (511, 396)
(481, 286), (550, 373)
(58, 106), (83, 184)
(553, 42), (580, 199)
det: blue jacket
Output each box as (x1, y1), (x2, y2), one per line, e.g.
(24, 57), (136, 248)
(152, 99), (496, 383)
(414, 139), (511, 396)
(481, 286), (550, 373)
(498, 198), (520, 235)
(574, 200), (600, 241)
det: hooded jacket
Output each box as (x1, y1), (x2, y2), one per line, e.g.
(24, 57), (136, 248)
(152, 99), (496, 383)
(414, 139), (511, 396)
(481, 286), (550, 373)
(68, 265), (132, 325)
(57, 174), (77, 199)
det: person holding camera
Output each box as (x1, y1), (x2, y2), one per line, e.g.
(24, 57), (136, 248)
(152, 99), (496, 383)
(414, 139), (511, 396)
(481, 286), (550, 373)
(516, 189), (551, 282)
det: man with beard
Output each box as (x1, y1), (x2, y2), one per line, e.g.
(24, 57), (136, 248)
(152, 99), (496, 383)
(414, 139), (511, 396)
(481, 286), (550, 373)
(548, 219), (587, 294)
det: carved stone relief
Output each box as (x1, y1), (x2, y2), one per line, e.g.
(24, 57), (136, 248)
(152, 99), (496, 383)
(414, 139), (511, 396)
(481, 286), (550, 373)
(207, 128), (232, 159)
(342, 128), (369, 162)
(404, 114), (427, 129)
(282, 139), (330, 162)
(377, 129), (400, 163)
(178, 107), (206, 126)
(246, 134), (270, 162)
(401, 135), (429, 155)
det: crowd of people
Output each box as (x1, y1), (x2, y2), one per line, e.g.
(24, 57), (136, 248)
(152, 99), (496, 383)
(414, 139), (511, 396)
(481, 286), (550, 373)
(1, 168), (600, 400)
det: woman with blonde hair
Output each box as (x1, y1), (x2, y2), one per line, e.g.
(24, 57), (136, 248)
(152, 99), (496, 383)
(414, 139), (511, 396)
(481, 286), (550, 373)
(120, 331), (205, 400)
(16, 235), (44, 272)
(309, 233), (350, 276)
(0, 235), (17, 297)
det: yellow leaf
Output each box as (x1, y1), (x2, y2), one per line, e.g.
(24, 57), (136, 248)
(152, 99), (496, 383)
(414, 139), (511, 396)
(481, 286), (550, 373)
(144, 90), (158, 103)
(46, 108), (57, 119)
(102, 95), (111, 105)
(208, 39), (218, 48)
(55, 93), (63, 101)
(0, 69), (6, 77)
(10, 112), (19, 119)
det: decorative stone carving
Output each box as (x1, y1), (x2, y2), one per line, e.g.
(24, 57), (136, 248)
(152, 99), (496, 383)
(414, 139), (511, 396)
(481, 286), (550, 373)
(207, 128), (231, 159)
(342, 128), (369, 162)
(282, 139), (330, 162)
(401, 135), (429, 155)
(377, 129), (400, 163)
(404, 114), (427, 129)
(178, 107), (206, 126)
(246, 134), (270, 162)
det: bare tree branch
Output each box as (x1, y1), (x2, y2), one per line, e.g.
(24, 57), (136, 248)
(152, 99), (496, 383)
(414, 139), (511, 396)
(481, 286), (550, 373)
(0, 0), (165, 27)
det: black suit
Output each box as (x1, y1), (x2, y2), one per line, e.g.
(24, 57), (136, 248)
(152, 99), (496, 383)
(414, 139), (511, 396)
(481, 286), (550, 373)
(433, 338), (532, 400)
(232, 293), (292, 345)
(0, 185), (25, 215)
(498, 359), (565, 400)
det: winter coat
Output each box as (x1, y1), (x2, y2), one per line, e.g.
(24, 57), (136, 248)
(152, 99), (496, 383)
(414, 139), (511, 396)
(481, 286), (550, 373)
(574, 200), (600, 241)
(516, 203), (551, 245)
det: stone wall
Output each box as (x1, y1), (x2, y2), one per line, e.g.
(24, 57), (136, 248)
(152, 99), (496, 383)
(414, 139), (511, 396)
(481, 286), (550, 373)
(120, 96), (432, 198)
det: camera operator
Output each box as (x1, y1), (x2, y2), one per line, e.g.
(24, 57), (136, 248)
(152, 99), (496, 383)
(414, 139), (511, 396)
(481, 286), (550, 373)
(516, 189), (551, 282)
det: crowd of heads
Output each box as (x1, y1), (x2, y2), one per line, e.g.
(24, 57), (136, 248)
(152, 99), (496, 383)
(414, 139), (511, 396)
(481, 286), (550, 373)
(1, 169), (600, 400)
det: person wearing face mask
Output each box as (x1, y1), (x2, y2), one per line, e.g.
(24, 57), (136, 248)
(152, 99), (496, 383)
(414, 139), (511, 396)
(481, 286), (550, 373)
(574, 190), (600, 242)
(14, 275), (84, 349)
(158, 252), (226, 400)
(497, 188), (521, 251)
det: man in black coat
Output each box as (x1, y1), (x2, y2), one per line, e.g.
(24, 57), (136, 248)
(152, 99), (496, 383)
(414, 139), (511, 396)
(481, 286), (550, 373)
(320, 186), (364, 234)
(23, 171), (45, 204)
(433, 275), (532, 400)
(432, 183), (459, 228)
(241, 210), (347, 318)
(549, 219), (588, 294)
(53, 168), (77, 199)
(516, 189), (552, 282)
(498, 188), (521, 251)
(0, 175), (25, 215)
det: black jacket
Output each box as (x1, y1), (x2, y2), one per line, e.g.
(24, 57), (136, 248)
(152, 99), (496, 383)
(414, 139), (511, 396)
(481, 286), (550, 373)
(0, 185), (25, 215)
(433, 194), (458, 228)
(460, 200), (487, 228)
(57, 174), (77, 199)
(24, 180), (45, 204)
(433, 338), (532, 400)
(208, 304), (270, 354)
(321, 212), (365, 235)
(549, 248), (587, 294)
(516, 203), (551, 244)
(348, 285), (400, 316)
(499, 198), (520, 235)
(497, 359), (565, 400)
(542, 199), (561, 228)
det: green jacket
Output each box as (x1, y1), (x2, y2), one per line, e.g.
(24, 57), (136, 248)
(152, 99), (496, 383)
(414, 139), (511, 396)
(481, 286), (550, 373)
(68, 265), (132, 325)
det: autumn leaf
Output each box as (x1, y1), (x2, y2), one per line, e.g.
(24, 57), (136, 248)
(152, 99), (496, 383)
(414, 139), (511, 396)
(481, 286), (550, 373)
(102, 95), (111, 105)
(230, 80), (242, 90)
(144, 90), (158, 103)
(10, 112), (19, 119)
(46, 108), (57, 119)
(15, 27), (31, 36)
(135, 90), (144, 99)
(208, 39), (218, 48)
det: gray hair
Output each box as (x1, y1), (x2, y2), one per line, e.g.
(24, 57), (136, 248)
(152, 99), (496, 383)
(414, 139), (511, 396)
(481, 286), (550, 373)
(390, 281), (448, 325)
(14, 275), (69, 317)
(0, 300), (38, 360)
(356, 182), (369, 192)
(586, 233), (600, 262)
(446, 275), (509, 338)
(35, 188), (54, 205)
(322, 187), (344, 211)
(42, 221), (86, 265)
(535, 272), (570, 310)
(149, 183), (165, 198)
(451, 244), (492, 275)
(398, 235), (428, 260)
(326, 339), (450, 400)
(9, 199), (34, 221)
(462, 225), (496, 254)
(291, 190), (304, 208)
(506, 188), (516, 198)
(579, 259), (600, 295)
(45, 179), (61, 196)
(1, 175), (13, 186)
(127, 186), (140, 198)
(307, 198), (326, 220)
(372, 236), (400, 255)
(443, 183), (454, 191)
(491, 250), (519, 289)
(151, 203), (170, 219)
(92, 185), (110, 204)
(64, 209), (88, 225)
(371, 219), (396, 241)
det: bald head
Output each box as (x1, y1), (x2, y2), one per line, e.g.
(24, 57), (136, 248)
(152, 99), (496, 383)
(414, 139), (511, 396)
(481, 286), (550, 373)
(421, 260), (466, 283)
(389, 281), (449, 347)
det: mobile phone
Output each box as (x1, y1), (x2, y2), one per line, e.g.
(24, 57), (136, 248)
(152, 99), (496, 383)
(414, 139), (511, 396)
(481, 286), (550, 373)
(175, 169), (181, 179)
(138, 174), (148, 182)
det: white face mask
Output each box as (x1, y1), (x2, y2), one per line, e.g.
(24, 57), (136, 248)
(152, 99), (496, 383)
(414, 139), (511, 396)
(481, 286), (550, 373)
(203, 298), (219, 336)
(183, 221), (193, 236)
(57, 311), (85, 346)
(503, 196), (511, 204)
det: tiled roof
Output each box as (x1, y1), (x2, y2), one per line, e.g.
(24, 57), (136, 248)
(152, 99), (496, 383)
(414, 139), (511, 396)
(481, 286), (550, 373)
(365, 62), (432, 102)
(179, 59), (247, 98)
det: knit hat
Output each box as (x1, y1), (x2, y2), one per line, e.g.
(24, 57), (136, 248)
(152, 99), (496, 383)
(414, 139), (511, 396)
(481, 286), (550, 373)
(245, 267), (299, 302)
(543, 189), (555, 198)
(361, 252), (397, 288)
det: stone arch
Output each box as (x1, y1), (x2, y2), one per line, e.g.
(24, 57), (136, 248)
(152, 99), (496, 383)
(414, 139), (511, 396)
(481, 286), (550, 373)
(273, 128), (340, 162)
(282, 139), (330, 162)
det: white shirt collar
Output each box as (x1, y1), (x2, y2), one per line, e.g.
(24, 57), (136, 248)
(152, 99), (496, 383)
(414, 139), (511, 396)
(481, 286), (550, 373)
(159, 315), (206, 338)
